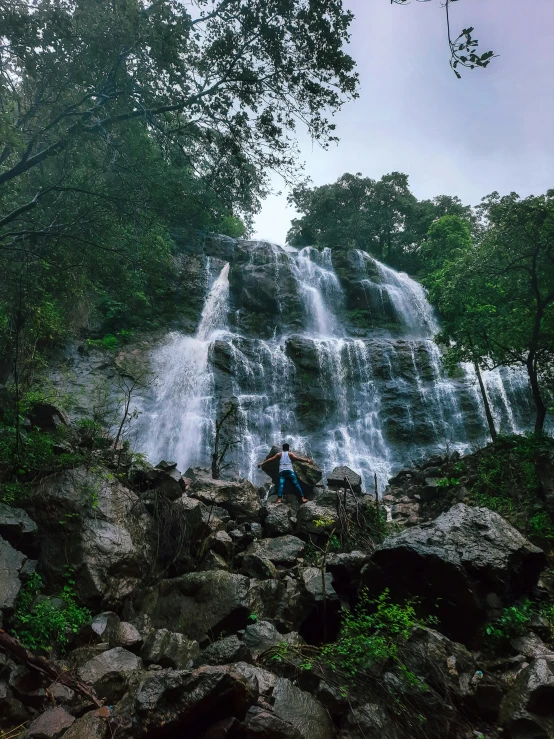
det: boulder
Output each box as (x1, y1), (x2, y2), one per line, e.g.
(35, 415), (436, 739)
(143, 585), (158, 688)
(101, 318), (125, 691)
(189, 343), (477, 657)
(110, 621), (143, 650)
(28, 403), (69, 430)
(60, 710), (108, 739)
(189, 472), (262, 523)
(242, 705), (303, 739)
(499, 657), (554, 737)
(260, 447), (322, 490)
(240, 553), (279, 580)
(368, 504), (545, 641)
(263, 504), (293, 537)
(197, 549), (229, 572)
(245, 536), (306, 567)
(0, 503), (38, 554)
(200, 635), (251, 666)
(23, 467), (152, 607)
(327, 466), (362, 495)
(230, 662), (278, 697)
(209, 530), (234, 560)
(125, 571), (254, 643)
(272, 677), (334, 739)
(128, 664), (254, 737)
(0, 535), (26, 614)
(77, 648), (142, 703)
(141, 629), (200, 669)
(24, 706), (75, 738)
(295, 498), (337, 537)
(339, 704), (401, 739)
(243, 621), (303, 657)
(299, 567), (338, 603)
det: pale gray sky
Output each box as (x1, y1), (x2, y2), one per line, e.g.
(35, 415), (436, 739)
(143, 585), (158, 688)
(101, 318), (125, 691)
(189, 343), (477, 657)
(252, 0), (554, 244)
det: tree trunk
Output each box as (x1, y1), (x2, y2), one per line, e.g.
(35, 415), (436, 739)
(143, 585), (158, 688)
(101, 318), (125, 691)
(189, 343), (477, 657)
(474, 362), (497, 441)
(527, 355), (547, 433)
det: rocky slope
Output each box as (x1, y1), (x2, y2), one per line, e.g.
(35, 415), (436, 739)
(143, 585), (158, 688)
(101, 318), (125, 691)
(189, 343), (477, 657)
(2, 435), (554, 739)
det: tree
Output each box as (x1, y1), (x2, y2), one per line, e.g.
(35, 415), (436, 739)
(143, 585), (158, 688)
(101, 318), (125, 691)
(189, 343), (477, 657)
(422, 215), (498, 440)
(393, 0), (496, 77)
(0, 0), (358, 379)
(211, 399), (240, 480)
(287, 172), (473, 272)
(425, 195), (554, 434)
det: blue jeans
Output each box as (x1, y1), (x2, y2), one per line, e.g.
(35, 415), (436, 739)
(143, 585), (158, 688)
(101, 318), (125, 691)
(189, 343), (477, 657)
(277, 469), (304, 500)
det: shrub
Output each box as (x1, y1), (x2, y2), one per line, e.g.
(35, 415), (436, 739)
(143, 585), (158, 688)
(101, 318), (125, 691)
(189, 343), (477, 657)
(11, 570), (91, 653)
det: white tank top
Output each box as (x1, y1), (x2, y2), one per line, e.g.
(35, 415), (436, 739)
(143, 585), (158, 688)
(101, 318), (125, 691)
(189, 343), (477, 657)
(279, 451), (294, 472)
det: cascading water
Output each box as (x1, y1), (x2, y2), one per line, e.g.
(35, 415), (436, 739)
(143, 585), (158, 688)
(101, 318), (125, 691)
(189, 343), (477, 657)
(136, 240), (534, 492)
(138, 262), (230, 473)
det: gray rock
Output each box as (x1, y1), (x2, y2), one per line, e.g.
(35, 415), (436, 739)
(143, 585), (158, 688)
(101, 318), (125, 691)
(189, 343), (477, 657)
(243, 621), (303, 657)
(60, 710), (107, 739)
(369, 503), (545, 641)
(197, 549), (229, 572)
(240, 553), (279, 580)
(24, 706), (75, 738)
(200, 635), (251, 666)
(340, 703), (401, 739)
(0, 535), (26, 612)
(77, 647), (142, 702)
(130, 664), (252, 735)
(188, 472), (262, 523)
(209, 530), (234, 559)
(511, 633), (554, 660)
(0, 503), (38, 554)
(327, 465), (362, 494)
(500, 657), (554, 737)
(110, 621), (143, 650)
(300, 567), (338, 603)
(142, 629), (200, 669)
(263, 503), (293, 537)
(246, 536), (306, 567)
(295, 498), (338, 536)
(28, 403), (69, 430)
(23, 467), (153, 607)
(243, 705), (303, 739)
(230, 661), (278, 696)
(272, 677), (334, 739)
(125, 571), (254, 643)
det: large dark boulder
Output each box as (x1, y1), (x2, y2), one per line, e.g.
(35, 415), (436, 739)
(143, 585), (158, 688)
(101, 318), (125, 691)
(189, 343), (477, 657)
(23, 467), (152, 608)
(368, 503), (545, 642)
(77, 647), (142, 703)
(245, 536), (306, 567)
(260, 447), (322, 489)
(188, 472), (262, 524)
(125, 571), (265, 644)
(327, 465), (362, 495)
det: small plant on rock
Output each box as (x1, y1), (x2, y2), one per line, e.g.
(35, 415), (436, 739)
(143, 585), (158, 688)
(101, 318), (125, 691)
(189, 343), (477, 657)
(11, 569), (90, 654)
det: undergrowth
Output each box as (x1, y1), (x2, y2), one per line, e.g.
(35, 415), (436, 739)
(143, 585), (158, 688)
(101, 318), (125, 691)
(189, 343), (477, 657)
(485, 598), (554, 647)
(470, 433), (554, 541)
(11, 569), (90, 654)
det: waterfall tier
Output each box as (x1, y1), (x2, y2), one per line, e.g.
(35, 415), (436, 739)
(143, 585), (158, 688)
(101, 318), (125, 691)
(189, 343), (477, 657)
(137, 240), (534, 491)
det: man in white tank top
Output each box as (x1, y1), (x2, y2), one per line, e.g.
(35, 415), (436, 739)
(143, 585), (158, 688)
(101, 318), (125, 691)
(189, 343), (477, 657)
(258, 443), (313, 503)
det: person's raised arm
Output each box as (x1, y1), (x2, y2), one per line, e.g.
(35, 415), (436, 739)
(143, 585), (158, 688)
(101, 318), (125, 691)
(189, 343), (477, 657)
(289, 452), (313, 465)
(257, 452), (281, 469)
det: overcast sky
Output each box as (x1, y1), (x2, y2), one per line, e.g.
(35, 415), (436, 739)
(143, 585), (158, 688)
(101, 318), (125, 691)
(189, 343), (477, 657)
(252, 0), (554, 245)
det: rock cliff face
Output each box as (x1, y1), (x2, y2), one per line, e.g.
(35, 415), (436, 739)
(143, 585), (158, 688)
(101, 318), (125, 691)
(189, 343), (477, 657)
(2, 445), (554, 739)
(125, 237), (535, 493)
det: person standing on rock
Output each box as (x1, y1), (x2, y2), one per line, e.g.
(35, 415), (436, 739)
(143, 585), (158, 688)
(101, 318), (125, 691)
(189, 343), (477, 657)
(258, 443), (313, 504)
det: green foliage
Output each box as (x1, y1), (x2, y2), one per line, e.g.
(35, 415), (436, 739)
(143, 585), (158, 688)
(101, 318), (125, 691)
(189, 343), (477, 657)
(436, 477), (459, 488)
(485, 599), (540, 646)
(11, 570), (90, 654)
(470, 435), (554, 540)
(320, 589), (436, 687)
(287, 173), (473, 272)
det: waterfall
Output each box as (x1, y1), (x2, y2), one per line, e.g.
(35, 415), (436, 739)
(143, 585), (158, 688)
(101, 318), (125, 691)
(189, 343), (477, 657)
(136, 241), (534, 493)
(138, 263), (230, 473)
